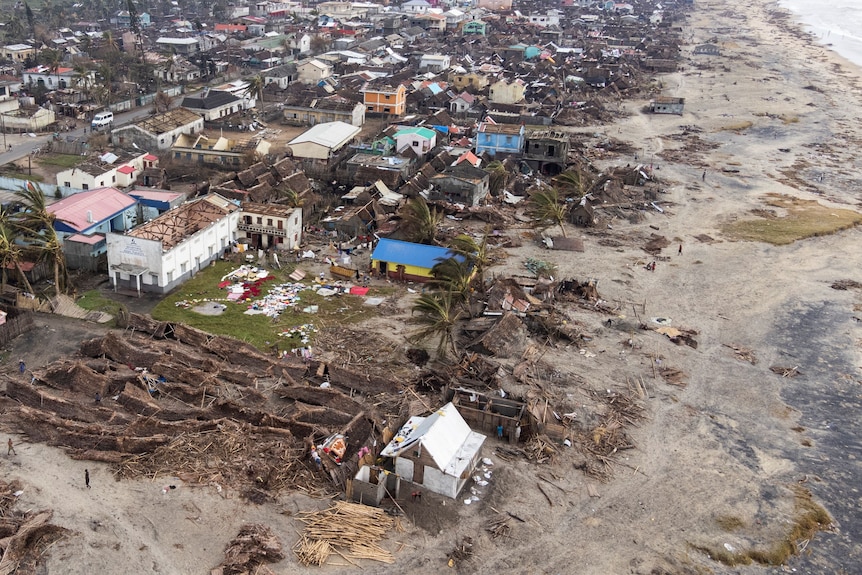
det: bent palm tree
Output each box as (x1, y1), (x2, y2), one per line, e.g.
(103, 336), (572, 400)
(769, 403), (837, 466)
(553, 168), (594, 199)
(15, 183), (69, 296)
(410, 291), (463, 358)
(448, 229), (492, 287)
(0, 208), (35, 294)
(243, 74), (265, 107)
(527, 186), (568, 238)
(485, 160), (508, 196)
(401, 196), (443, 245)
(430, 256), (474, 304)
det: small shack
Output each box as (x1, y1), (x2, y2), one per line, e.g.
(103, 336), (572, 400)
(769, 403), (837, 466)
(447, 386), (526, 444)
(370, 238), (459, 282)
(649, 96), (685, 115)
(378, 402), (485, 499)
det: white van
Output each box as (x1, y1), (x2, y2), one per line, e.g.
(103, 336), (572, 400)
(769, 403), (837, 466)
(91, 111), (114, 130)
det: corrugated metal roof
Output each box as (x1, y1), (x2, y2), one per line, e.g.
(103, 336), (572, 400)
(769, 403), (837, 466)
(288, 121), (360, 149)
(370, 238), (456, 269)
(48, 187), (136, 233)
(380, 402), (476, 473)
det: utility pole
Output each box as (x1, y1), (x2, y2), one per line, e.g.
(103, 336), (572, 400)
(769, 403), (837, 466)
(0, 112), (6, 152)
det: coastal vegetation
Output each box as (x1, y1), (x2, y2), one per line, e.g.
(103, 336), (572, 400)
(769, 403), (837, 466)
(722, 194), (862, 244)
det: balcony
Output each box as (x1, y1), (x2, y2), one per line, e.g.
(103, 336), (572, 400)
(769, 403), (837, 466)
(237, 222), (287, 236)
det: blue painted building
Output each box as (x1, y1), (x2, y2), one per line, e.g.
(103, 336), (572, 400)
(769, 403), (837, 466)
(371, 238), (460, 282)
(474, 121), (525, 157)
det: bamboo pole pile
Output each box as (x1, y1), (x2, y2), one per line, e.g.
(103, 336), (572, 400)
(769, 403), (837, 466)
(294, 501), (395, 566)
(292, 536), (331, 567)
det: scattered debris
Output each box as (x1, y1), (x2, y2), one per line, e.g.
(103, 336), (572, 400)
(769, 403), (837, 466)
(485, 516), (511, 539)
(524, 258), (558, 278)
(212, 523), (284, 575)
(659, 367), (689, 387)
(0, 480), (68, 575)
(446, 536), (474, 568)
(724, 343), (757, 364)
(831, 279), (862, 290)
(643, 234), (671, 254)
(655, 326), (699, 348)
(770, 365), (802, 378)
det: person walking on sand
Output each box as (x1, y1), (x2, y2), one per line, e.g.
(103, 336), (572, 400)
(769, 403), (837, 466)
(702, 171), (706, 181)
(85, 469), (91, 489)
(678, 244), (683, 255)
(7, 439), (15, 455)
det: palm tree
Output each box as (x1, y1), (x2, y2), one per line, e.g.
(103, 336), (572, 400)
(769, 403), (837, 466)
(527, 186), (568, 238)
(553, 168), (594, 199)
(15, 183), (69, 296)
(243, 74), (265, 108)
(278, 187), (304, 207)
(410, 291), (463, 358)
(485, 160), (508, 197)
(3, 17), (26, 44)
(430, 256), (473, 304)
(80, 35), (93, 56)
(102, 30), (119, 54)
(43, 49), (63, 89)
(24, 3), (36, 52)
(400, 196), (443, 245)
(0, 208), (35, 294)
(448, 230), (492, 287)
(72, 64), (92, 96)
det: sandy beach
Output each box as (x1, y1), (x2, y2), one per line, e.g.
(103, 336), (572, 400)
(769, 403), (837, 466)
(3, 0), (862, 573)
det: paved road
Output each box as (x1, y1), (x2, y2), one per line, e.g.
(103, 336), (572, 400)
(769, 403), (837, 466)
(0, 87), (204, 168)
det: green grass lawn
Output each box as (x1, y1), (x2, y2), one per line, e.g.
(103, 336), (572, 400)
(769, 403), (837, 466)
(77, 290), (126, 327)
(38, 154), (84, 169)
(151, 261), (392, 352)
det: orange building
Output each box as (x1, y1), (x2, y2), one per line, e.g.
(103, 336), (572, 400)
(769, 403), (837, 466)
(362, 83), (406, 116)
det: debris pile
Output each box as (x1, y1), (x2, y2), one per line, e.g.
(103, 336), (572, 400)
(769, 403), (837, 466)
(293, 501), (395, 566)
(5, 314), (386, 497)
(212, 523), (284, 575)
(446, 535), (474, 568)
(0, 480), (67, 575)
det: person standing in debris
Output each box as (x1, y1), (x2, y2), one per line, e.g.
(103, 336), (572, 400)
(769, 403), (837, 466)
(497, 424), (504, 439)
(18, 359), (25, 374)
(7, 438), (15, 456)
(702, 171), (706, 181)
(94, 392), (101, 404)
(85, 469), (91, 489)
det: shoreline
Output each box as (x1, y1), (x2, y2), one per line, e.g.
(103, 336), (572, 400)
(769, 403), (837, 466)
(3, 1), (862, 574)
(776, 0), (862, 69)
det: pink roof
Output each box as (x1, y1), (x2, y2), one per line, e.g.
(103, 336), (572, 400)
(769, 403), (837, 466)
(143, 154), (158, 161)
(47, 187), (136, 232)
(66, 233), (105, 245)
(117, 165), (136, 174)
(455, 151), (481, 167)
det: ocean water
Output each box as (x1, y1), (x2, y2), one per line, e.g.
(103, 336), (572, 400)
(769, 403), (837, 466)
(778, 0), (862, 69)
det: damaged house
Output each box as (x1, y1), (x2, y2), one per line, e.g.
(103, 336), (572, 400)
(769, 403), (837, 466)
(106, 194), (240, 295)
(429, 160), (490, 206)
(378, 402), (485, 499)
